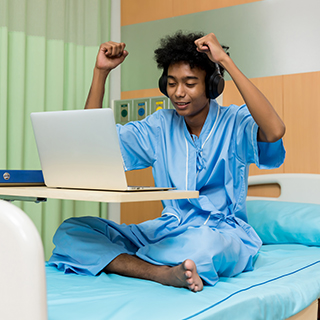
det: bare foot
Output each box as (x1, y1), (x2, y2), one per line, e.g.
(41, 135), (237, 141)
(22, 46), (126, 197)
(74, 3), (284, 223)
(104, 254), (203, 292)
(169, 259), (203, 292)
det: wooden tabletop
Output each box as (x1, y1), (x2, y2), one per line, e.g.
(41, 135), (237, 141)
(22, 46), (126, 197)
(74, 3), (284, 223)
(0, 186), (199, 203)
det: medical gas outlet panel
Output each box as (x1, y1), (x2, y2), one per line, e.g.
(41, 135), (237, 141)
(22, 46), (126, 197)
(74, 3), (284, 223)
(112, 96), (174, 124)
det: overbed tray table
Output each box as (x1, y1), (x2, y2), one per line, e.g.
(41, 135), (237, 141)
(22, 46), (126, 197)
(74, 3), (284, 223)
(0, 185), (199, 203)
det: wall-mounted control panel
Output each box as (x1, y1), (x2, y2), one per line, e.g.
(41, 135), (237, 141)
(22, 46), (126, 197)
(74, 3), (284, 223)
(133, 99), (148, 121)
(112, 96), (174, 124)
(113, 99), (132, 125)
(150, 97), (166, 114)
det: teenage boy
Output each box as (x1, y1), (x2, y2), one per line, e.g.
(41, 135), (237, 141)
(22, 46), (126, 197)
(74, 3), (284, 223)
(49, 31), (285, 292)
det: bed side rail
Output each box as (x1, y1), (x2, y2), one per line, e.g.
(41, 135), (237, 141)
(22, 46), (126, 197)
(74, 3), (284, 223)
(247, 173), (320, 204)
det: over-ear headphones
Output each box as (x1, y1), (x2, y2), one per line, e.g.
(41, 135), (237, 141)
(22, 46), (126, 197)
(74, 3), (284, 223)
(158, 62), (224, 100)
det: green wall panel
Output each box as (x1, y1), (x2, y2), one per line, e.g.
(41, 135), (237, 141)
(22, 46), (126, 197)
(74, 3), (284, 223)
(121, 0), (320, 92)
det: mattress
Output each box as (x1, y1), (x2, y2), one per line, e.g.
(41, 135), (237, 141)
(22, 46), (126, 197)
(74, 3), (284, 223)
(46, 244), (320, 320)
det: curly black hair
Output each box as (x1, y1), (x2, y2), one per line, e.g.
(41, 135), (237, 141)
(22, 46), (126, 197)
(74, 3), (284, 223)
(154, 30), (227, 76)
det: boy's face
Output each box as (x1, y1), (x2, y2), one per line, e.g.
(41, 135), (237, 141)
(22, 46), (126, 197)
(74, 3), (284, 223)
(167, 62), (209, 121)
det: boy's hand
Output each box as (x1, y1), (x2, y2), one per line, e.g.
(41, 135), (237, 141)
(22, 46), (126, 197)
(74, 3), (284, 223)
(194, 33), (228, 65)
(95, 41), (129, 72)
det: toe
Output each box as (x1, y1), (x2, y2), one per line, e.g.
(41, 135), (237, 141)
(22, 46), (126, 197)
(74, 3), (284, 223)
(188, 283), (195, 291)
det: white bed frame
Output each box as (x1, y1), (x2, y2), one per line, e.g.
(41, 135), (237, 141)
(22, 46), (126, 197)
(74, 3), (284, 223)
(248, 173), (320, 204)
(0, 173), (319, 320)
(247, 174), (320, 320)
(0, 200), (47, 320)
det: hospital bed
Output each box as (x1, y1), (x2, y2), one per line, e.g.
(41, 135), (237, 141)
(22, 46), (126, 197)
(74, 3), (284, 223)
(1, 173), (320, 320)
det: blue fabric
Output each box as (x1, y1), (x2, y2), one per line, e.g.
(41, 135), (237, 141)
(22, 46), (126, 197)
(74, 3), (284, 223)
(117, 101), (285, 223)
(247, 200), (320, 245)
(49, 101), (285, 285)
(46, 245), (320, 320)
(49, 215), (260, 285)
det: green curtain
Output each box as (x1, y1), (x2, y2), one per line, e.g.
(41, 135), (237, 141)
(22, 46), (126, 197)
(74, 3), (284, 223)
(0, 0), (111, 259)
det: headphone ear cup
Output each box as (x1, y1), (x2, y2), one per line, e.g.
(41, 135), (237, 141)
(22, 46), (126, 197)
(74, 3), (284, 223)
(206, 65), (225, 100)
(158, 73), (168, 97)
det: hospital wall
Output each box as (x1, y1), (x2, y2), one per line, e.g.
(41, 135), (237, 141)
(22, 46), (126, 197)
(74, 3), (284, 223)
(119, 0), (320, 224)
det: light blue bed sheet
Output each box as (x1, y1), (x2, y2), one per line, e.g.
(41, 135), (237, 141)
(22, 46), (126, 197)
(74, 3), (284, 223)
(46, 244), (320, 320)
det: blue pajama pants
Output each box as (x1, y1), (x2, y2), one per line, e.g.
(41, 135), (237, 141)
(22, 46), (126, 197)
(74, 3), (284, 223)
(49, 215), (261, 286)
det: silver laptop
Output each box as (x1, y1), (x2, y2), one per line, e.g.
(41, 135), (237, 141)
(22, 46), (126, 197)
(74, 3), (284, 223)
(30, 108), (175, 192)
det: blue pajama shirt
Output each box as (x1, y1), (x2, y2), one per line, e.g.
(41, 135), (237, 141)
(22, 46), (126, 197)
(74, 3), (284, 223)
(49, 100), (285, 286)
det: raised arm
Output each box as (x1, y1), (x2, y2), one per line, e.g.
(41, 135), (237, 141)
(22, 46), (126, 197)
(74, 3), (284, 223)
(85, 41), (128, 109)
(195, 33), (285, 142)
